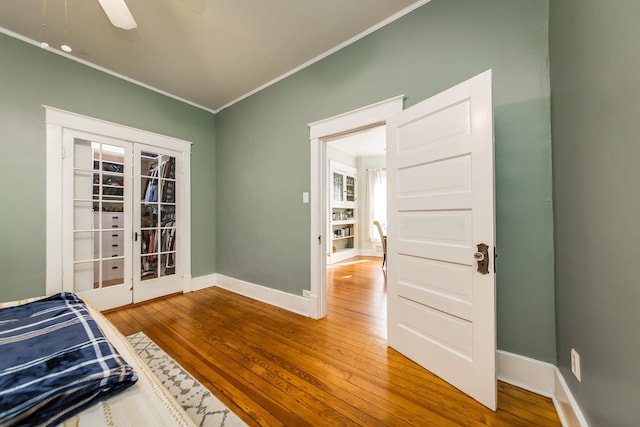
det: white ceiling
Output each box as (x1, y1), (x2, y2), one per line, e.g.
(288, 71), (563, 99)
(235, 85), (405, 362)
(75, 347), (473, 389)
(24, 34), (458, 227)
(328, 125), (386, 157)
(0, 0), (426, 112)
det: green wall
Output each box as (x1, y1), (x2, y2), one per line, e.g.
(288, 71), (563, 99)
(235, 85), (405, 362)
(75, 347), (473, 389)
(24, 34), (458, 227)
(550, 1), (640, 425)
(216, 0), (556, 362)
(0, 33), (216, 302)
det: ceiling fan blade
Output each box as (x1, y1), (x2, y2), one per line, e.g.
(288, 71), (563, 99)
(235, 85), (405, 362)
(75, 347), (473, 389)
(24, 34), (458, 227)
(98, 0), (137, 30)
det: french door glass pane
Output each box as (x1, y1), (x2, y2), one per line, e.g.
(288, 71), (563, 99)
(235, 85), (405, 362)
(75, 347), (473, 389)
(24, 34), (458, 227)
(141, 151), (176, 281)
(72, 139), (125, 291)
(74, 261), (99, 293)
(74, 231), (99, 261)
(333, 172), (343, 202)
(346, 176), (355, 202)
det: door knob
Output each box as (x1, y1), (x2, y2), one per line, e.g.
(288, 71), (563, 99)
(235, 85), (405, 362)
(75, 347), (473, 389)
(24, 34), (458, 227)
(475, 243), (489, 275)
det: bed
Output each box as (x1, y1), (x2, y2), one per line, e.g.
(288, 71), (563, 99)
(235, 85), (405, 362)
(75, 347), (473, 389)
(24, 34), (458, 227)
(0, 292), (195, 426)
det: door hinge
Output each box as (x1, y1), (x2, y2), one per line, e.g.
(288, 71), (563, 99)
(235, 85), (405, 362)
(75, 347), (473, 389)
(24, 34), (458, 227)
(318, 235), (321, 245)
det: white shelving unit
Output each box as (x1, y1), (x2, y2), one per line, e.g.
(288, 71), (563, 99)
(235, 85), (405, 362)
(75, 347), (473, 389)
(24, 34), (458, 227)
(91, 156), (125, 289)
(329, 161), (357, 264)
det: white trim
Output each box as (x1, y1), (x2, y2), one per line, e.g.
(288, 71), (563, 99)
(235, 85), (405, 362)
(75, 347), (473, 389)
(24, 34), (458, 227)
(217, 1), (431, 111)
(329, 249), (358, 264)
(553, 368), (590, 427)
(308, 96), (403, 319)
(497, 350), (555, 397)
(309, 95), (405, 139)
(190, 274), (217, 292)
(4, 1), (430, 114)
(308, 136), (323, 319)
(0, 27), (215, 114)
(45, 123), (64, 295)
(44, 106), (192, 152)
(497, 351), (588, 427)
(214, 274), (311, 317)
(358, 249), (383, 258)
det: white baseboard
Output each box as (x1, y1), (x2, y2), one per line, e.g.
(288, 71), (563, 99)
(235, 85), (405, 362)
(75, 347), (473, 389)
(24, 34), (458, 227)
(214, 274), (311, 317)
(553, 368), (589, 427)
(331, 249), (358, 263)
(498, 350), (588, 427)
(497, 350), (555, 397)
(358, 248), (383, 257)
(190, 273), (217, 291)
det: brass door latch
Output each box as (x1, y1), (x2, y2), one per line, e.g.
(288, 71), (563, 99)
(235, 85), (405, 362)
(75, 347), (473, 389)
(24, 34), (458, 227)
(474, 243), (489, 275)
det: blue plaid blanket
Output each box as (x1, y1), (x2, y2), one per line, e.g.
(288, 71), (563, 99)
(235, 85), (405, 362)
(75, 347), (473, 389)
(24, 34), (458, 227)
(0, 292), (138, 426)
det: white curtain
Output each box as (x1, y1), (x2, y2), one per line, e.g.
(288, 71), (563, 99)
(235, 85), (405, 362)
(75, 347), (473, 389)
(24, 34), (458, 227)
(366, 168), (387, 243)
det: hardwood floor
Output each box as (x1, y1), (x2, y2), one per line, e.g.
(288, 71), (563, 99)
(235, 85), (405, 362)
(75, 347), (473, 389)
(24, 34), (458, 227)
(105, 256), (561, 426)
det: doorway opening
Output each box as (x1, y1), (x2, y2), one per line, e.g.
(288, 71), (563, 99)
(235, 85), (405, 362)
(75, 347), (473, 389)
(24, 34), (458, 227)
(307, 95), (403, 319)
(325, 126), (387, 266)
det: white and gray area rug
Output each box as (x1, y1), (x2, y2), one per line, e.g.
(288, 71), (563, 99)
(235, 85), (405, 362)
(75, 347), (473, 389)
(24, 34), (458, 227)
(127, 332), (247, 427)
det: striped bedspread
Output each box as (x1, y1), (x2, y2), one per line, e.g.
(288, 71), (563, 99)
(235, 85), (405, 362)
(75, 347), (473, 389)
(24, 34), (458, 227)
(0, 292), (138, 426)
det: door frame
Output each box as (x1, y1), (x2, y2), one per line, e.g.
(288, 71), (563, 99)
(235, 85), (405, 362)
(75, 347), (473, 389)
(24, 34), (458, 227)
(307, 95), (403, 319)
(45, 106), (192, 299)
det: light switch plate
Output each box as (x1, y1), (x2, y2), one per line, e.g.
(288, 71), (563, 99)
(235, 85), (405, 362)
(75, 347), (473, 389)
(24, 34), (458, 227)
(303, 192), (309, 203)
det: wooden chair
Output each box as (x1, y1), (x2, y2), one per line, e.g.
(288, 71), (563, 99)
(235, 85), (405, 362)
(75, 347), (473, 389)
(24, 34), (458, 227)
(373, 221), (386, 268)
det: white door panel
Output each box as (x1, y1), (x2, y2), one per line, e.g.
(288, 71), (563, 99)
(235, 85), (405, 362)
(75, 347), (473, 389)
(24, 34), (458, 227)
(397, 255), (473, 319)
(387, 70), (496, 410)
(398, 298), (473, 357)
(62, 131), (133, 311)
(397, 155), (472, 197)
(394, 100), (471, 155)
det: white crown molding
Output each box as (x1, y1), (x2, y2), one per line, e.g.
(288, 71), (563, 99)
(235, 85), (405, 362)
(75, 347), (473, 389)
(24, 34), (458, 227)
(216, 0), (432, 112)
(2, 1), (431, 114)
(0, 26), (216, 114)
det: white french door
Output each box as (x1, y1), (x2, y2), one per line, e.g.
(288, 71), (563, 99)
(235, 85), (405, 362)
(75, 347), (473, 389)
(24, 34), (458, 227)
(133, 144), (182, 303)
(61, 130), (183, 310)
(63, 131), (133, 310)
(386, 70), (497, 409)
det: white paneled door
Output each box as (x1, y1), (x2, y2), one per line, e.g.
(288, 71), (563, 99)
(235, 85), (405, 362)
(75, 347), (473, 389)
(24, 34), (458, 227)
(386, 70), (497, 409)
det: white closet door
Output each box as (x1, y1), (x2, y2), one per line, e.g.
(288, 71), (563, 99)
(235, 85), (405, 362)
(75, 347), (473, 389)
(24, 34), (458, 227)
(62, 130), (133, 310)
(132, 144), (183, 303)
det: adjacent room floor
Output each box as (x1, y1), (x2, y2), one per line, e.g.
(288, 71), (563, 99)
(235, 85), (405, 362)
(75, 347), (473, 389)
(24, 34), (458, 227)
(106, 256), (561, 426)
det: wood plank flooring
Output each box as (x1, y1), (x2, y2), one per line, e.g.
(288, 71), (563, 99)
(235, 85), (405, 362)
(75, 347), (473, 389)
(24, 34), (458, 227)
(105, 256), (561, 426)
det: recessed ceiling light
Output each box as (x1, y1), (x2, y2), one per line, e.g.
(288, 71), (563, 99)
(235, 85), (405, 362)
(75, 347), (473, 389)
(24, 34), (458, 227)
(40, 42), (49, 49)
(61, 44), (72, 53)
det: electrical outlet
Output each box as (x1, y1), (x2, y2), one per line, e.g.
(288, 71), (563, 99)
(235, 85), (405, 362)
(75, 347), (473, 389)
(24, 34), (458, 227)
(571, 348), (581, 382)
(303, 290), (311, 297)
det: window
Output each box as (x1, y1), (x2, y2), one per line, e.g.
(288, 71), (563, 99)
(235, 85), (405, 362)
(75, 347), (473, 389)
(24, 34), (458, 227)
(367, 168), (386, 242)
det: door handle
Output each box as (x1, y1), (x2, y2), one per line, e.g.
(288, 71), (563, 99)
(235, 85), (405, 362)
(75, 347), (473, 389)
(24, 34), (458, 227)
(474, 243), (489, 275)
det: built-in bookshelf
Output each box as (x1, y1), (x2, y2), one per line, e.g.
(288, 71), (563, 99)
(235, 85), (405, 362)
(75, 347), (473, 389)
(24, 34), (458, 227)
(329, 161), (357, 264)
